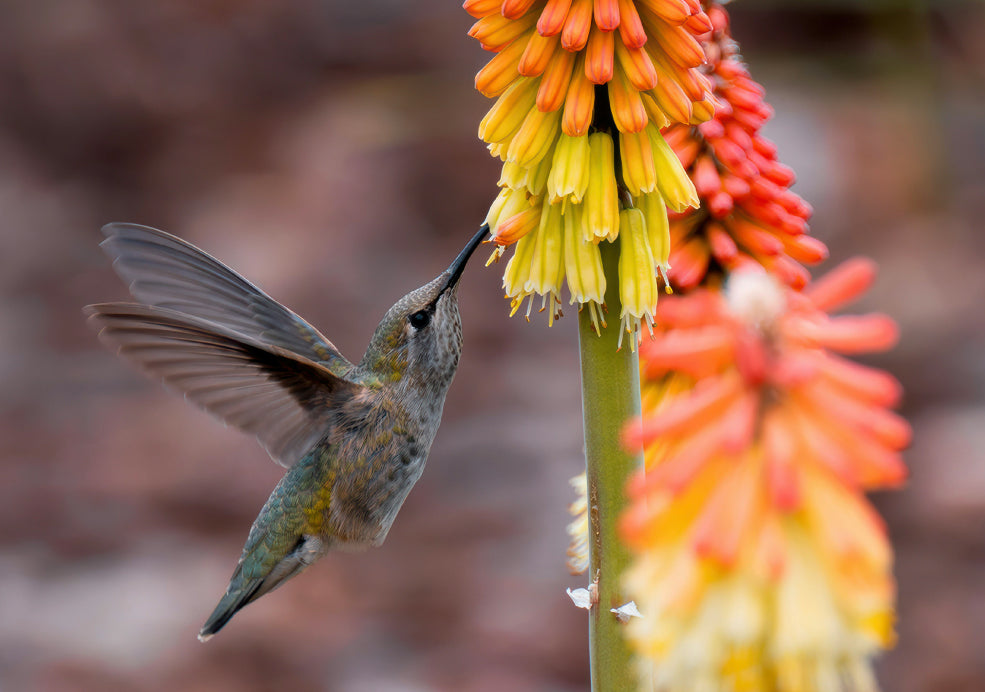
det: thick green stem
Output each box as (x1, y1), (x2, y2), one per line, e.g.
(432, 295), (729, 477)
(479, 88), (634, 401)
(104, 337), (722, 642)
(578, 237), (644, 691)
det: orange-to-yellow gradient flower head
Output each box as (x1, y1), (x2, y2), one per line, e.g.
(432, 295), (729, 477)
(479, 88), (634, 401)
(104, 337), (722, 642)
(619, 259), (909, 692)
(467, 0), (717, 346)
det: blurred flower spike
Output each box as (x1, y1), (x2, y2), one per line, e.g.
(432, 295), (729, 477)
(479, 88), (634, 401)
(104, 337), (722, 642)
(619, 260), (910, 692)
(662, 3), (825, 291)
(466, 0), (717, 346)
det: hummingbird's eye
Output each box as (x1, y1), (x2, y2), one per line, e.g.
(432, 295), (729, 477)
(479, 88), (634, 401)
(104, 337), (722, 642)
(408, 310), (431, 330)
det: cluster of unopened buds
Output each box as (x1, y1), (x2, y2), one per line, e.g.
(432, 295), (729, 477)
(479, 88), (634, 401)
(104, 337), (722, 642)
(466, 0), (721, 346)
(662, 3), (825, 290)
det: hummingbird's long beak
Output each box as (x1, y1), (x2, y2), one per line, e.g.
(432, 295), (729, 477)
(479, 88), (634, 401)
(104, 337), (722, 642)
(439, 223), (490, 295)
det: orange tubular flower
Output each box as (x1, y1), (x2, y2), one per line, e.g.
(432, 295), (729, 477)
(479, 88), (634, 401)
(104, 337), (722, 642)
(466, 0), (716, 343)
(661, 3), (824, 292)
(619, 260), (908, 692)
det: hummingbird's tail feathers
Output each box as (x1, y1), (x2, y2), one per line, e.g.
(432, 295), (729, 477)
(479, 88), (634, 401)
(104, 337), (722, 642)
(198, 580), (263, 642)
(85, 302), (361, 467)
(99, 223), (353, 374)
(198, 535), (324, 641)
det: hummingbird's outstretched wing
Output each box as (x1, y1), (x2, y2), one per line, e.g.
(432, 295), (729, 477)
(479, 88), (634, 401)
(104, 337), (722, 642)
(86, 303), (361, 467)
(99, 223), (351, 377)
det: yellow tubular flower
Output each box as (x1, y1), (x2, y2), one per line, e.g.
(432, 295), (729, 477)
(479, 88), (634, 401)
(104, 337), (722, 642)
(525, 141), (557, 195)
(641, 92), (672, 131)
(479, 76), (539, 145)
(488, 141), (508, 161)
(617, 207), (658, 350)
(548, 133), (592, 205)
(502, 222), (537, 298)
(485, 186), (531, 234)
(620, 128), (658, 197)
(526, 202), (565, 324)
(504, 202), (565, 323)
(582, 132), (620, 242)
(650, 124), (699, 212)
(507, 106), (562, 168)
(498, 160), (528, 189)
(562, 205), (606, 333)
(637, 189), (672, 282)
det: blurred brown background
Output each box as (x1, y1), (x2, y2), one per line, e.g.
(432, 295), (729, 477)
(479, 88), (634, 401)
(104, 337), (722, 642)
(0, 1), (982, 690)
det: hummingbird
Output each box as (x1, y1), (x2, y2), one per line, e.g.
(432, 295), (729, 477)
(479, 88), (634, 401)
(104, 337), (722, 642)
(86, 221), (489, 640)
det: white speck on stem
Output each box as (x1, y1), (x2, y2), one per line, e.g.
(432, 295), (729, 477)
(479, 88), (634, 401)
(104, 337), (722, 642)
(567, 587), (593, 610)
(611, 600), (643, 623)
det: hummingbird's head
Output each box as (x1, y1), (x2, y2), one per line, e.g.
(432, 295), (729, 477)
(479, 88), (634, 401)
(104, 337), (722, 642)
(361, 225), (489, 389)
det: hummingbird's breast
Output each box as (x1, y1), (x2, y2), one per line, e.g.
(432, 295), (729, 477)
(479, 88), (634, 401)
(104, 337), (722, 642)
(320, 390), (437, 548)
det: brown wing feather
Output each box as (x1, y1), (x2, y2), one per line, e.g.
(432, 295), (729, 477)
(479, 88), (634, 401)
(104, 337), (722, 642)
(86, 303), (360, 467)
(99, 223), (349, 373)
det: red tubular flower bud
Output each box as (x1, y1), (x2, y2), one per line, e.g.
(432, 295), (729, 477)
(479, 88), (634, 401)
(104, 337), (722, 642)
(519, 31), (560, 76)
(668, 235), (709, 289)
(615, 38), (659, 91)
(470, 12), (537, 50)
(594, 0), (620, 32)
(692, 154), (722, 197)
(617, 0), (648, 48)
(721, 174), (750, 200)
(585, 25), (615, 83)
(561, 0), (593, 51)
(818, 353), (903, 407)
(502, 0), (539, 19)
(723, 121), (753, 152)
(786, 313), (898, 354)
(537, 0), (573, 36)
(781, 235), (828, 265)
(707, 191), (733, 218)
(731, 217), (782, 257)
(763, 411), (802, 511)
(707, 222), (738, 265)
(748, 138), (775, 160)
(635, 372), (744, 444)
(692, 447), (760, 566)
(750, 177), (781, 203)
(805, 257), (878, 311)
(776, 190), (811, 218)
(562, 53), (595, 135)
(640, 325), (736, 378)
(475, 38), (527, 96)
(699, 119), (725, 140)
(537, 44), (577, 111)
(684, 11), (713, 34)
(608, 71), (648, 133)
(764, 255), (809, 290)
(636, 0), (690, 26)
(464, 0), (502, 19)
(722, 83), (763, 112)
